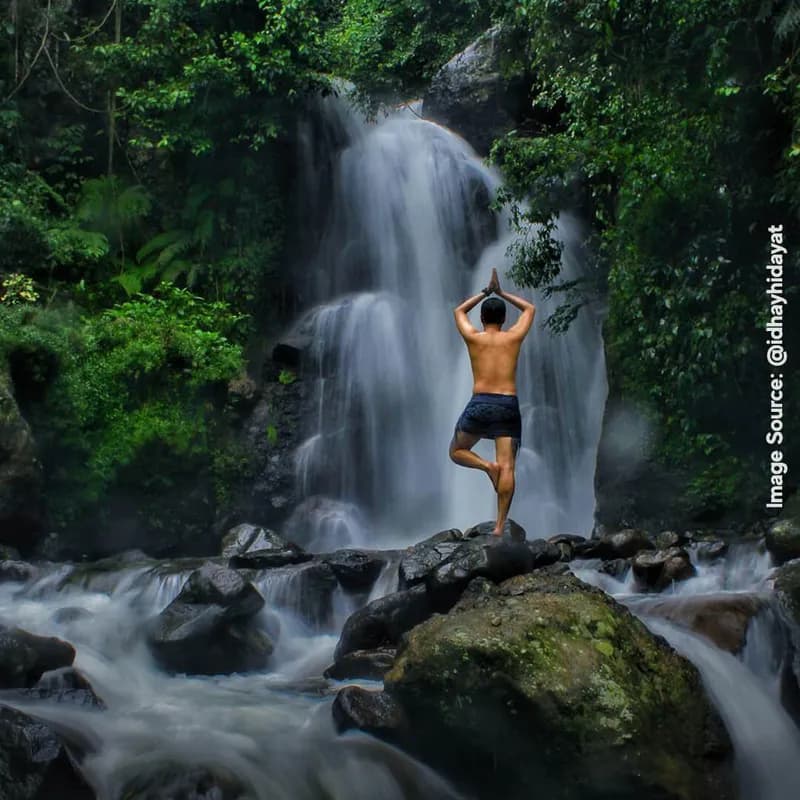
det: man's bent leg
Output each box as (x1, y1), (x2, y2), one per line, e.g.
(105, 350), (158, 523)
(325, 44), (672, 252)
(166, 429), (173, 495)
(449, 429), (500, 489)
(492, 437), (517, 535)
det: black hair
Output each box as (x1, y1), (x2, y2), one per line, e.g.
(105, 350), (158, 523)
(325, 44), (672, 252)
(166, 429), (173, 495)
(480, 297), (506, 326)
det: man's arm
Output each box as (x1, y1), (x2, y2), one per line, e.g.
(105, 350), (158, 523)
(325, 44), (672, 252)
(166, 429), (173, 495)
(497, 288), (536, 338)
(453, 290), (488, 339)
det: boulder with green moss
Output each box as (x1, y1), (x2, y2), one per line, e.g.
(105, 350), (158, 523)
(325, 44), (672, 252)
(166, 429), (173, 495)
(382, 573), (734, 800)
(765, 517), (800, 565)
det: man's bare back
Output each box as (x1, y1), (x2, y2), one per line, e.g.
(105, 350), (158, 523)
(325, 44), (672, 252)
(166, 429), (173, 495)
(449, 267), (535, 536)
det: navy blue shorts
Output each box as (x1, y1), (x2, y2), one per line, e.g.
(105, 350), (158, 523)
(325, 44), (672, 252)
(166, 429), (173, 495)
(454, 393), (522, 451)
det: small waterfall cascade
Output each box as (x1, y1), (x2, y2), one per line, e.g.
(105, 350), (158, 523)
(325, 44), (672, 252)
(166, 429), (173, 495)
(574, 542), (800, 798)
(283, 93), (608, 550)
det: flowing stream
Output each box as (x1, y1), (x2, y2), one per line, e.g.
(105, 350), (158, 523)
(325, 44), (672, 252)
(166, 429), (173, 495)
(2, 92), (800, 800)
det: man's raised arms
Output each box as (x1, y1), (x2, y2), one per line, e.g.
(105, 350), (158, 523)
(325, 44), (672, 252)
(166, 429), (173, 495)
(488, 268), (536, 338)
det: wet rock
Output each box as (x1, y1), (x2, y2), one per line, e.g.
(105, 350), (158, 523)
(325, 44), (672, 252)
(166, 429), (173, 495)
(272, 335), (312, 368)
(398, 528), (463, 589)
(632, 547), (696, 591)
(383, 572), (734, 800)
(226, 374), (259, 414)
(0, 626), (75, 688)
(0, 366), (43, 552)
(773, 561), (800, 692)
(695, 540), (729, 562)
(332, 686), (407, 737)
(255, 560), (338, 628)
(120, 764), (247, 800)
(324, 648), (396, 681)
(652, 530), (685, 549)
(0, 705), (94, 800)
(464, 518), (526, 541)
(320, 549), (387, 591)
(634, 594), (767, 653)
(0, 560), (38, 583)
(765, 517), (800, 565)
(575, 528), (654, 560)
(222, 523), (310, 569)
(59, 549), (155, 593)
(598, 558), (630, 579)
(19, 666), (105, 709)
(547, 533), (586, 561)
(147, 563), (272, 675)
(422, 26), (529, 155)
(426, 537), (554, 604)
(52, 607), (94, 625)
(334, 585), (432, 662)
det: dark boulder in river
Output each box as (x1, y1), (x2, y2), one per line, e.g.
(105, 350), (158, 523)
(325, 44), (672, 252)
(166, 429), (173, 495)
(147, 563), (273, 675)
(0, 625), (75, 688)
(0, 705), (94, 800)
(379, 573), (735, 800)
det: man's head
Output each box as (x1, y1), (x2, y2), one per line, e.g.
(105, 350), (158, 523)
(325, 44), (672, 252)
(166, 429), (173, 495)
(480, 296), (506, 328)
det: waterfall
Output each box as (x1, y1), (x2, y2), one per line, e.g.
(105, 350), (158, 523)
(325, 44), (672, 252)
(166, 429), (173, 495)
(284, 93), (607, 550)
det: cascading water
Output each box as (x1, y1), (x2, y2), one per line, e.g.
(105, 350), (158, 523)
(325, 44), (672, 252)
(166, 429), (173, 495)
(284, 93), (607, 550)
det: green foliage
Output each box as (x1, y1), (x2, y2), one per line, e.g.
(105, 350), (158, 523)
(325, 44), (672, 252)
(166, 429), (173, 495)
(488, 0), (799, 510)
(0, 273), (39, 304)
(278, 368), (297, 385)
(325, 0), (494, 98)
(0, 286), (245, 525)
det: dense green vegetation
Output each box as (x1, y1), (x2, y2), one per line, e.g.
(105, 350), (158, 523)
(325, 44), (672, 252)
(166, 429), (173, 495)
(1, 0), (796, 539)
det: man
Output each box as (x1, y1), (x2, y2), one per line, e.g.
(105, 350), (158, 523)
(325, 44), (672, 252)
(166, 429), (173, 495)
(450, 267), (536, 536)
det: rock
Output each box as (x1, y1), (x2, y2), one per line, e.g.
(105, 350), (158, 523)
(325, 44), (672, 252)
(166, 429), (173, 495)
(147, 563), (272, 675)
(321, 549), (387, 591)
(119, 764), (246, 800)
(766, 517), (800, 565)
(0, 705), (94, 800)
(0, 626), (75, 688)
(383, 572), (734, 800)
(695, 540), (729, 562)
(272, 335), (312, 368)
(576, 528), (654, 560)
(255, 560), (338, 628)
(324, 648), (396, 681)
(398, 528), (463, 589)
(636, 593), (767, 653)
(19, 666), (105, 709)
(226, 374), (259, 413)
(221, 523), (310, 569)
(632, 547), (696, 591)
(464, 518), (526, 541)
(773, 561), (800, 691)
(0, 366), (43, 552)
(598, 558), (630, 579)
(333, 585), (432, 662)
(0, 560), (38, 583)
(547, 533), (586, 561)
(332, 686), (407, 737)
(422, 26), (529, 155)
(425, 536), (559, 606)
(52, 607), (94, 625)
(59, 549), (155, 593)
(652, 530), (685, 549)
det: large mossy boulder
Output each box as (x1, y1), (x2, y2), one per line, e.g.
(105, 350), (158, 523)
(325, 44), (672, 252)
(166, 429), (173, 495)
(765, 517), (800, 565)
(382, 573), (734, 800)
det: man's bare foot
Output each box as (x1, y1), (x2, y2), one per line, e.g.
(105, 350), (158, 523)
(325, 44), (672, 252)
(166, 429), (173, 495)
(491, 527), (503, 537)
(486, 462), (501, 492)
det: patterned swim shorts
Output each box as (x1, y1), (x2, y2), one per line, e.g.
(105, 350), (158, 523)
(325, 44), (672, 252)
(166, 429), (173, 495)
(454, 393), (522, 450)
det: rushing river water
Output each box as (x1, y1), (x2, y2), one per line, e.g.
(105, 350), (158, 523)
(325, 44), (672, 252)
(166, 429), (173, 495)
(3, 93), (800, 800)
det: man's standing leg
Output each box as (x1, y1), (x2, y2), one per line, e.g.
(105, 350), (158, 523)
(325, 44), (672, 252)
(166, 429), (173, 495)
(492, 436), (517, 535)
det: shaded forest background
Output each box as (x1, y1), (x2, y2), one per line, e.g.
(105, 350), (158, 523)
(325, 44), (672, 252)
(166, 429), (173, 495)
(1, 0), (798, 550)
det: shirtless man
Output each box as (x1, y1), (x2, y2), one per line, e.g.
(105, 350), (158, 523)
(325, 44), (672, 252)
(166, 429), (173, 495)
(449, 267), (535, 536)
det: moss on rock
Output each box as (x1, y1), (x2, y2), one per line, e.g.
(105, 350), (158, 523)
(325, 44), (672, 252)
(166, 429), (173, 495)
(384, 573), (734, 800)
